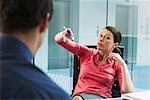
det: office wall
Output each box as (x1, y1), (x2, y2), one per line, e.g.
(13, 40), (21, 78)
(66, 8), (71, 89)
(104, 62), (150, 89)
(79, 0), (107, 45)
(34, 30), (48, 72)
(78, 0), (150, 66)
(136, 1), (150, 66)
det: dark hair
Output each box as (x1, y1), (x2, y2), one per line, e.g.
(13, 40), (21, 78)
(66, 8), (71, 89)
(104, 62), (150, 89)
(0, 0), (53, 34)
(105, 26), (122, 44)
(105, 26), (123, 57)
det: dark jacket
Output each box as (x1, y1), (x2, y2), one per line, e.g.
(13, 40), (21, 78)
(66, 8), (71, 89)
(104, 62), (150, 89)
(0, 35), (71, 100)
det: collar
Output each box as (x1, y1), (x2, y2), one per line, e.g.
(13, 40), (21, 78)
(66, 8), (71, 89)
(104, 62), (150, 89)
(0, 35), (33, 62)
(94, 49), (114, 64)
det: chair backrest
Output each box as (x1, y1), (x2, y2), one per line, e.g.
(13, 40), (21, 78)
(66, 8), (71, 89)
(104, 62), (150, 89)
(72, 45), (124, 98)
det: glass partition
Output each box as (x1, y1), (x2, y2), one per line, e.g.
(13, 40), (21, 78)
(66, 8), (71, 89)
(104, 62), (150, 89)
(112, 0), (150, 90)
(35, 0), (150, 95)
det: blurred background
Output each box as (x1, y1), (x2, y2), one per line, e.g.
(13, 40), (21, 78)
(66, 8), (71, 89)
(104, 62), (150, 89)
(34, 0), (150, 94)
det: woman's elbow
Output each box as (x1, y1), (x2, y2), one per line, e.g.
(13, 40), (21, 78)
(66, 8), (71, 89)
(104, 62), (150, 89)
(122, 87), (134, 94)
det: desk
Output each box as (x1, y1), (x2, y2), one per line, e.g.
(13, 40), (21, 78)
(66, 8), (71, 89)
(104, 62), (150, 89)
(122, 90), (150, 100)
(101, 98), (123, 100)
(100, 90), (150, 100)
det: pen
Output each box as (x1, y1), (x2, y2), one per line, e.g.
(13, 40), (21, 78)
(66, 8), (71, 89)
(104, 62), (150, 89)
(63, 26), (71, 34)
(63, 26), (74, 41)
(63, 26), (67, 30)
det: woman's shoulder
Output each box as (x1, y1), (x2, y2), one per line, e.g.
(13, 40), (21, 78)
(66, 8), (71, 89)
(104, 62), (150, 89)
(79, 47), (97, 60)
(90, 48), (98, 55)
(88, 48), (98, 56)
(112, 60), (122, 71)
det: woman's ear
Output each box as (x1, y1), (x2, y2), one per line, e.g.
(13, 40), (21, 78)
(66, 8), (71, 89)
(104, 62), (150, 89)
(114, 42), (119, 48)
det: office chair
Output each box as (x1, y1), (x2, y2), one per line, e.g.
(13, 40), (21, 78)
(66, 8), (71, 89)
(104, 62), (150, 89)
(72, 45), (124, 98)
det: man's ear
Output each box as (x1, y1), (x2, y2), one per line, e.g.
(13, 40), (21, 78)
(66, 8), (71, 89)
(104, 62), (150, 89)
(39, 13), (50, 33)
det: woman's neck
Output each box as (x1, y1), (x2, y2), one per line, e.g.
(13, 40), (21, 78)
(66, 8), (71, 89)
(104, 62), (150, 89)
(97, 49), (111, 64)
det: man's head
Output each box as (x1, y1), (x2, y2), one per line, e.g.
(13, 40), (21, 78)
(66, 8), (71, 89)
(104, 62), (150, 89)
(0, 0), (53, 34)
(0, 0), (53, 55)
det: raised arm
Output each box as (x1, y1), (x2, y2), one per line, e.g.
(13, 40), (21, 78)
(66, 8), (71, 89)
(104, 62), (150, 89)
(54, 28), (93, 59)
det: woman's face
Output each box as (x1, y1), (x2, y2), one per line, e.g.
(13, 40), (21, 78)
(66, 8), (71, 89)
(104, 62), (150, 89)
(97, 28), (116, 53)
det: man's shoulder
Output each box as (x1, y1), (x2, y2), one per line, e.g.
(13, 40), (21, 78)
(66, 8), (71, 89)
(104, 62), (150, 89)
(1, 64), (71, 99)
(21, 64), (71, 99)
(19, 80), (71, 99)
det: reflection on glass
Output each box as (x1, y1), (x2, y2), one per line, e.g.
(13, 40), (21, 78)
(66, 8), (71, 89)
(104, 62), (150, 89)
(113, 0), (150, 90)
(35, 0), (150, 94)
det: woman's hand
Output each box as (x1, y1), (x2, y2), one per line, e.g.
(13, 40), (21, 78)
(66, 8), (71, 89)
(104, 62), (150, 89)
(54, 27), (74, 43)
(108, 53), (125, 66)
(63, 27), (74, 41)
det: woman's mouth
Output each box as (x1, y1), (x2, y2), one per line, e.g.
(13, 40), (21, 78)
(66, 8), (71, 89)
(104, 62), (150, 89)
(97, 43), (103, 46)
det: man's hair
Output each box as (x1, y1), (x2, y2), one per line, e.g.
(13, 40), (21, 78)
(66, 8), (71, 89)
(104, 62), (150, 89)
(0, 0), (53, 34)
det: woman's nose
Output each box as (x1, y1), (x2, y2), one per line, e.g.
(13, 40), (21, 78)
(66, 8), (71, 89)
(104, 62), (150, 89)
(99, 37), (103, 42)
(98, 35), (104, 42)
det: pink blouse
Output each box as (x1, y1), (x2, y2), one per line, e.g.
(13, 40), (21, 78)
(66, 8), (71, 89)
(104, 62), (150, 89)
(56, 39), (122, 98)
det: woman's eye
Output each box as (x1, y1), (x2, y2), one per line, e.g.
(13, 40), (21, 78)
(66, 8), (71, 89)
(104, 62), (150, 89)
(106, 37), (110, 39)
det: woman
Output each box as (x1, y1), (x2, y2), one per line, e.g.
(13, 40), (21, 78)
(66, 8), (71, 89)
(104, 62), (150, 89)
(54, 26), (134, 100)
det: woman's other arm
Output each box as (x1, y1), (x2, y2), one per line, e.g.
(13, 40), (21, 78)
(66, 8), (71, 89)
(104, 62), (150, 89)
(120, 60), (134, 93)
(110, 53), (134, 93)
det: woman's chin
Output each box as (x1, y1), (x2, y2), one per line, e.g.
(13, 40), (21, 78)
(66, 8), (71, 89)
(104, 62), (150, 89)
(97, 46), (102, 50)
